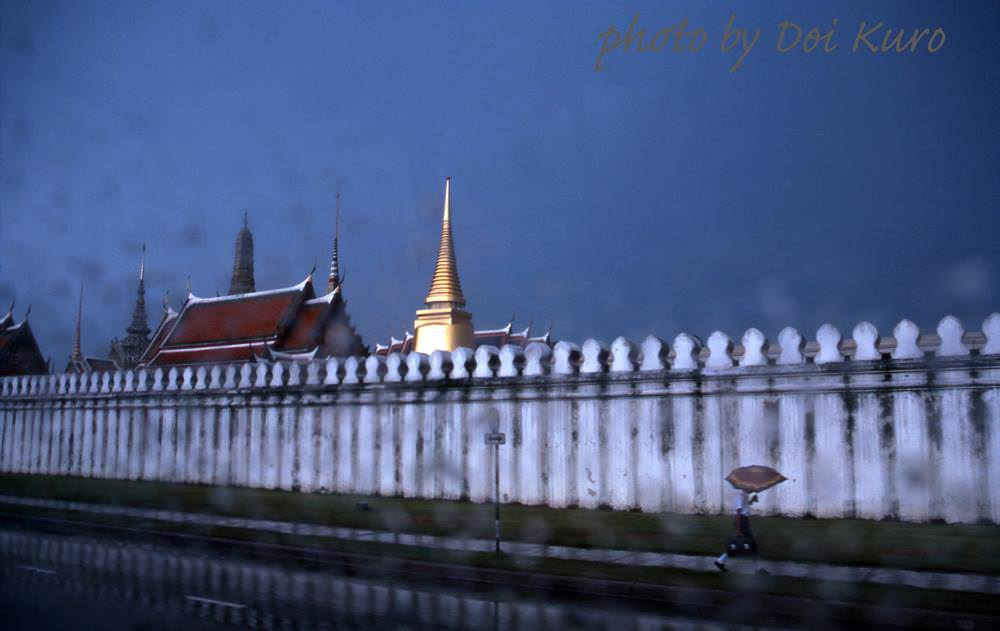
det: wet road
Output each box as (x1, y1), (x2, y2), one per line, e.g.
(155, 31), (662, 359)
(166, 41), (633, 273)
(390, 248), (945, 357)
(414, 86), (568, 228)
(0, 520), (766, 631)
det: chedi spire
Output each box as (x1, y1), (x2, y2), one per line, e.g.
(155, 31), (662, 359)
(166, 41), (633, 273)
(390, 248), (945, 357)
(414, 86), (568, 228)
(115, 244), (151, 368)
(413, 177), (475, 354)
(229, 211), (256, 295)
(326, 192), (342, 293)
(72, 288), (83, 361)
(424, 177), (467, 307)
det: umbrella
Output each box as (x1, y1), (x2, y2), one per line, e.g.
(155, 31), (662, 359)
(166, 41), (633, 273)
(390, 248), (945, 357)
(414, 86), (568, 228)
(726, 465), (787, 493)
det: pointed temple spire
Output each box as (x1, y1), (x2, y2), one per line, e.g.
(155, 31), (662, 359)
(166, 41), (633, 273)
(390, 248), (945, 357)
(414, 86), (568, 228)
(424, 177), (467, 307)
(228, 211), (256, 295)
(326, 192), (342, 293)
(114, 244), (152, 368)
(72, 287), (83, 361)
(413, 177), (475, 354)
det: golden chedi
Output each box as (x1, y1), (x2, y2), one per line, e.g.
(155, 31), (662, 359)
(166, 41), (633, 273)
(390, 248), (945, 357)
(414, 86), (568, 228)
(413, 178), (475, 354)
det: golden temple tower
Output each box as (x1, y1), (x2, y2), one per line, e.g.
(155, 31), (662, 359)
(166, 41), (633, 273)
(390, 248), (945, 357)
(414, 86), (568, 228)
(413, 177), (475, 354)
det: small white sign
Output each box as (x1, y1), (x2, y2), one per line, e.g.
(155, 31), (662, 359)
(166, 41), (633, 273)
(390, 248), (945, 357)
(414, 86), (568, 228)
(484, 432), (506, 445)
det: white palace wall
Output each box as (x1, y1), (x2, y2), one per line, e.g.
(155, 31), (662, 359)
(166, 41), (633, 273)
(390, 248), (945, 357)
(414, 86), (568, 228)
(2, 314), (1000, 524)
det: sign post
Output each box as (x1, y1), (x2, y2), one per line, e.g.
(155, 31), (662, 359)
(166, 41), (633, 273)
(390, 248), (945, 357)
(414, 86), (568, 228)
(484, 432), (506, 554)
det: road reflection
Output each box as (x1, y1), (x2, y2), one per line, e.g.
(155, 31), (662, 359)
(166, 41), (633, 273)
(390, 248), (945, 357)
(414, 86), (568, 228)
(0, 524), (767, 630)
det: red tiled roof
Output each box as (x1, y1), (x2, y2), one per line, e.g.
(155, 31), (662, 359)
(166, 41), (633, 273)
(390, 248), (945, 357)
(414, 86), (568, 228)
(141, 277), (364, 367)
(165, 289), (303, 347)
(279, 301), (326, 351)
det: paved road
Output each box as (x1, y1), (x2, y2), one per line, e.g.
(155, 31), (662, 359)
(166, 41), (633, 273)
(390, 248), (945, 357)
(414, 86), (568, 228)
(0, 519), (776, 631)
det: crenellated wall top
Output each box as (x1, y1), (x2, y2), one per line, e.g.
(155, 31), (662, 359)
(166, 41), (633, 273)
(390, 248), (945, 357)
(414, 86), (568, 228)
(2, 313), (999, 399)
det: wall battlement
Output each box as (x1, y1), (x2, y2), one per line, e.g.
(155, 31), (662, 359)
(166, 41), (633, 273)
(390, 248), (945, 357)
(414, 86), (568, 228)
(2, 313), (1000, 523)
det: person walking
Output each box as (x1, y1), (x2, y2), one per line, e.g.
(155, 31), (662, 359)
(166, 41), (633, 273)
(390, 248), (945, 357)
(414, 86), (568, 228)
(714, 491), (758, 572)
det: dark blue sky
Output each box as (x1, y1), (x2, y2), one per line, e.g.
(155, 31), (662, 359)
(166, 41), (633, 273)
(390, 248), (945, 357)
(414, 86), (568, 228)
(2, 0), (998, 361)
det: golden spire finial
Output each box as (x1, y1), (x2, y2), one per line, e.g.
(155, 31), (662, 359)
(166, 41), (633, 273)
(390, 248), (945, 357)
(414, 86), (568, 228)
(424, 177), (466, 306)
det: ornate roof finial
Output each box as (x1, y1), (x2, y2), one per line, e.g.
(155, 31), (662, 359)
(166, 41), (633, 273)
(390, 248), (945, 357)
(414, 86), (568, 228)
(423, 177), (466, 307)
(139, 242), (146, 282)
(24, 303), (31, 319)
(326, 192), (342, 293)
(243, 209), (249, 229)
(72, 287), (83, 361)
(162, 291), (171, 313)
(186, 275), (193, 296)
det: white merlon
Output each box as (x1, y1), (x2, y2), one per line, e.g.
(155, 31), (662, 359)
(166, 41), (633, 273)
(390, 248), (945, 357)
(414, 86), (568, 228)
(892, 319), (922, 359)
(498, 344), (523, 377)
(256, 363), (271, 387)
(239, 363), (253, 388)
(740, 328), (768, 367)
(405, 353), (428, 382)
(551, 341), (577, 375)
(610, 336), (637, 373)
(937, 315), (969, 357)
(984, 313), (1000, 355)
(323, 358), (340, 385)
(288, 361), (303, 386)
(304, 360), (321, 385)
(364, 355), (383, 383)
(852, 322), (880, 361)
(525, 342), (553, 376)
(777, 327), (804, 365)
(580, 339), (608, 374)
(671, 333), (700, 371)
(815, 324), (843, 365)
(343, 356), (362, 384)
(706, 331), (734, 369)
(639, 335), (667, 371)
(428, 351), (450, 380)
(474, 346), (499, 378)
(268, 362), (284, 388)
(449, 347), (474, 380)
(385, 353), (405, 382)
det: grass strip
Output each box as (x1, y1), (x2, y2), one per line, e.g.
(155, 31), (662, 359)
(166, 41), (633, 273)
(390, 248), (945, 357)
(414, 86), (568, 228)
(2, 473), (998, 575)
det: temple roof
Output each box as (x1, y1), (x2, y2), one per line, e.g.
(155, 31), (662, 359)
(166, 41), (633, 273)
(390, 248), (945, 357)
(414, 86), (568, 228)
(167, 281), (309, 347)
(141, 275), (364, 366)
(1, 309), (48, 376)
